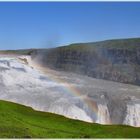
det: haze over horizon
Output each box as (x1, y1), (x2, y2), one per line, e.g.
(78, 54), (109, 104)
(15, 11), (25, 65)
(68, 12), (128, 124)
(0, 2), (140, 50)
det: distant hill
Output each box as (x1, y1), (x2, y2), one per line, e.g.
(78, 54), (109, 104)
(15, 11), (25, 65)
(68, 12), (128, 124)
(0, 49), (35, 55)
(64, 38), (140, 49)
(0, 100), (140, 138)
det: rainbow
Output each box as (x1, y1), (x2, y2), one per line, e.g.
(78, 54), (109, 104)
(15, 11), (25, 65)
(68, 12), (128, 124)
(25, 56), (111, 124)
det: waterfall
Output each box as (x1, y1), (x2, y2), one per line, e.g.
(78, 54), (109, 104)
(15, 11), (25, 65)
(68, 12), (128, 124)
(123, 103), (140, 127)
(96, 104), (111, 124)
(47, 98), (93, 122)
(0, 56), (140, 127)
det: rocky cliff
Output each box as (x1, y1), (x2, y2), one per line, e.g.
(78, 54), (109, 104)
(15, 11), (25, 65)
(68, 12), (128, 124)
(31, 38), (140, 85)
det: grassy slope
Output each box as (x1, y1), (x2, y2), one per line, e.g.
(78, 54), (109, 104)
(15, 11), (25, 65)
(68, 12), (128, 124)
(30, 38), (140, 54)
(0, 100), (140, 138)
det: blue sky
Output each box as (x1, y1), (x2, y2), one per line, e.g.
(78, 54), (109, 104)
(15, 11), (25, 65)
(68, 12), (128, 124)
(0, 2), (140, 49)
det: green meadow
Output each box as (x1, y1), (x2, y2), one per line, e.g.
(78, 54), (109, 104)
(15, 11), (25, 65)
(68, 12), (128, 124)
(0, 100), (140, 138)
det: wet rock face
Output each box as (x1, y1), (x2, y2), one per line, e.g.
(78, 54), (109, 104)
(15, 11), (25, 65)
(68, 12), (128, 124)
(31, 44), (140, 86)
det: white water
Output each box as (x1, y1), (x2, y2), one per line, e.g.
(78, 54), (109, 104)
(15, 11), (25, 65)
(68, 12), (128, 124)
(96, 104), (111, 124)
(0, 55), (140, 127)
(124, 103), (140, 127)
(0, 56), (93, 122)
(48, 98), (92, 122)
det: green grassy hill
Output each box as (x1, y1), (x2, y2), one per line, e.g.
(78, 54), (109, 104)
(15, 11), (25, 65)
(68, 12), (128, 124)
(0, 49), (35, 55)
(0, 100), (140, 138)
(64, 38), (140, 50)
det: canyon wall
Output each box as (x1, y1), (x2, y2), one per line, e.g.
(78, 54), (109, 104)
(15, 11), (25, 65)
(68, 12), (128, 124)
(31, 38), (140, 85)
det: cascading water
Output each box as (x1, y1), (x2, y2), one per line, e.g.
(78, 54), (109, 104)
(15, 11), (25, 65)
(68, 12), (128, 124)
(96, 104), (111, 124)
(0, 55), (140, 127)
(48, 100), (93, 122)
(123, 102), (140, 127)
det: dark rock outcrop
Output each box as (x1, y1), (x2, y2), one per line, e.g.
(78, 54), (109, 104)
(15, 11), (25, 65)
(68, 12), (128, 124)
(31, 38), (140, 85)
